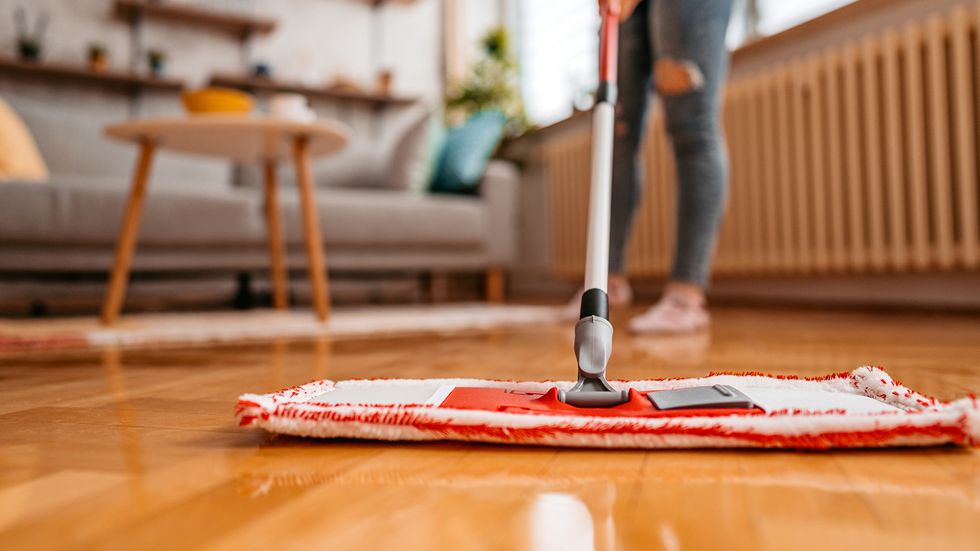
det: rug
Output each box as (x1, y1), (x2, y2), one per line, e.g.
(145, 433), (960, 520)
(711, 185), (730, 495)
(237, 367), (980, 450)
(0, 304), (562, 352)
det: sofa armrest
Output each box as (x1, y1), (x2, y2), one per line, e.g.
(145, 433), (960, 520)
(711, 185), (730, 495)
(481, 159), (521, 267)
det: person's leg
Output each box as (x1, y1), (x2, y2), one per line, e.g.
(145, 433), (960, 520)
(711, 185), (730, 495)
(630, 0), (733, 333)
(654, 0), (732, 289)
(606, 0), (654, 305)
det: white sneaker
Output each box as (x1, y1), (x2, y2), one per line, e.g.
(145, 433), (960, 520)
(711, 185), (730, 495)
(628, 293), (710, 334)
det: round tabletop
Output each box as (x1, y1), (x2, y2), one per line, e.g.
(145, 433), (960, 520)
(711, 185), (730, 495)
(104, 115), (350, 163)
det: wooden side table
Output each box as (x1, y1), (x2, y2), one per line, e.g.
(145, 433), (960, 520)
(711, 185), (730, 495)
(102, 116), (349, 325)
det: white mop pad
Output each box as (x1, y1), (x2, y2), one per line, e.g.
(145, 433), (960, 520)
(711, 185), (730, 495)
(237, 367), (979, 449)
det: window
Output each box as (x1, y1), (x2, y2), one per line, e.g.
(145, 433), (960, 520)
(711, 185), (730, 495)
(728, 0), (857, 45)
(513, 0), (599, 126)
(755, 0), (855, 35)
(512, 0), (856, 126)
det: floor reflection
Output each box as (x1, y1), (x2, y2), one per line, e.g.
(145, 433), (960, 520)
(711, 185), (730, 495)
(101, 346), (148, 503)
(224, 440), (980, 548)
(230, 441), (979, 509)
(531, 491), (603, 551)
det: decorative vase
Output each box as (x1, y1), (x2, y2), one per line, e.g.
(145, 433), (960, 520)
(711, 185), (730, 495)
(90, 56), (108, 72)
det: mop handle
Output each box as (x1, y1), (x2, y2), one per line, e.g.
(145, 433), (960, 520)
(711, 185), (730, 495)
(598, 6), (619, 87)
(579, 6), (619, 319)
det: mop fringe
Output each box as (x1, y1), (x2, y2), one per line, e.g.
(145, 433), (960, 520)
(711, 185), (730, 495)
(237, 367), (979, 449)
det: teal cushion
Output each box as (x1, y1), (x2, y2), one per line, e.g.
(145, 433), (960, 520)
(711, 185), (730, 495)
(431, 110), (505, 194)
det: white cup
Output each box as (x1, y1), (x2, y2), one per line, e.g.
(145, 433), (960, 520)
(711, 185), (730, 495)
(270, 93), (315, 122)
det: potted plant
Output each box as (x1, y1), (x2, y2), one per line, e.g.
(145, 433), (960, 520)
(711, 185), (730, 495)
(375, 69), (394, 96)
(16, 36), (40, 61)
(14, 6), (47, 62)
(251, 61), (271, 78)
(146, 49), (166, 76)
(445, 27), (530, 137)
(87, 43), (108, 72)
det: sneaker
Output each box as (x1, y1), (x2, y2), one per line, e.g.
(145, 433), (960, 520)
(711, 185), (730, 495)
(627, 293), (710, 334)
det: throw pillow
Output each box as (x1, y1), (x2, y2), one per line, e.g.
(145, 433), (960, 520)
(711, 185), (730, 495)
(430, 110), (505, 194)
(388, 108), (445, 193)
(0, 96), (49, 182)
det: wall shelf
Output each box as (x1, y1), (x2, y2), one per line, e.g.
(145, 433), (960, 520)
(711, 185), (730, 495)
(209, 73), (417, 109)
(0, 57), (184, 93)
(360, 0), (419, 6)
(113, 0), (277, 41)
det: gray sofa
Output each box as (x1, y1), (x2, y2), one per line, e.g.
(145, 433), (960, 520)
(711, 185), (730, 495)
(0, 95), (520, 304)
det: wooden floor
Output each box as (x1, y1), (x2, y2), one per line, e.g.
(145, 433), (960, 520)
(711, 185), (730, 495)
(1, 306), (979, 550)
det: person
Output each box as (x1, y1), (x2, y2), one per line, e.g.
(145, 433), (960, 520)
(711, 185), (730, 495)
(589, 0), (734, 334)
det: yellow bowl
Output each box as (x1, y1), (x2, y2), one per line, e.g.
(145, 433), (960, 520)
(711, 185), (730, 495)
(181, 88), (254, 115)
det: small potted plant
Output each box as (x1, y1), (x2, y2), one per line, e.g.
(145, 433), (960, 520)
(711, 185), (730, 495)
(146, 49), (166, 76)
(375, 69), (394, 96)
(17, 36), (40, 61)
(251, 62), (271, 78)
(14, 6), (48, 62)
(87, 43), (108, 72)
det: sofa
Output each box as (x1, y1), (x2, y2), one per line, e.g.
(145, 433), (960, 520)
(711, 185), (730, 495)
(0, 94), (520, 307)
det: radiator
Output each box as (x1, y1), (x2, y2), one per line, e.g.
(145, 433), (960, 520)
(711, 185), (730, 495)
(544, 2), (980, 279)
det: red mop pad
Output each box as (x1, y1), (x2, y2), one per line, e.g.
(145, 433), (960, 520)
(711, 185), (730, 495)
(237, 367), (979, 450)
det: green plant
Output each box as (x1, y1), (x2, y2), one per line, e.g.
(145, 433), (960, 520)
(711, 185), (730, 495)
(88, 43), (107, 59)
(147, 50), (166, 63)
(87, 42), (109, 71)
(14, 6), (47, 61)
(147, 49), (166, 74)
(445, 26), (531, 137)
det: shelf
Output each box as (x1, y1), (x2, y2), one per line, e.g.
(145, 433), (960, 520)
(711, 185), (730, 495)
(208, 73), (417, 109)
(362, 0), (422, 6)
(361, 0), (414, 7)
(113, 0), (277, 40)
(0, 56), (184, 93)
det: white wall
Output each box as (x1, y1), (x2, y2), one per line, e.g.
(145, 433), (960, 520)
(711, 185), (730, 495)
(0, 0), (443, 138)
(0, 0), (442, 93)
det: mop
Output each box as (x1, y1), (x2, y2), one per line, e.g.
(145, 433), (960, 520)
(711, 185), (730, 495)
(237, 7), (979, 449)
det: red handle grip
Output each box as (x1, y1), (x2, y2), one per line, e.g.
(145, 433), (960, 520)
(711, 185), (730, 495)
(598, 7), (619, 84)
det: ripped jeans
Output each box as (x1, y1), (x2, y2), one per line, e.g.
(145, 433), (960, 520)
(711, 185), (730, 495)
(609, 0), (733, 287)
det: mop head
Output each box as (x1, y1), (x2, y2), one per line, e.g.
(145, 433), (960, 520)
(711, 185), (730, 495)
(236, 367), (979, 449)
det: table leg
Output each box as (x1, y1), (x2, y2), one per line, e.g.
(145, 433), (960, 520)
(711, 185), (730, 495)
(293, 136), (331, 321)
(263, 160), (289, 310)
(100, 141), (156, 325)
(485, 266), (506, 303)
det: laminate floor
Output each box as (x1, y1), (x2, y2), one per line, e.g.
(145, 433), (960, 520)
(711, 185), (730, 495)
(1, 306), (978, 550)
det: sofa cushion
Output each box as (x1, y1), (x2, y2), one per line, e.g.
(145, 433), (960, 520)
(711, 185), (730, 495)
(0, 178), (265, 247)
(237, 142), (387, 190)
(3, 94), (231, 191)
(280, 188), (487, 247)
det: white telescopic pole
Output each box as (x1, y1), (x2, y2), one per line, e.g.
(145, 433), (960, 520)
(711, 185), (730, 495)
(583, 101), (615, 293)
